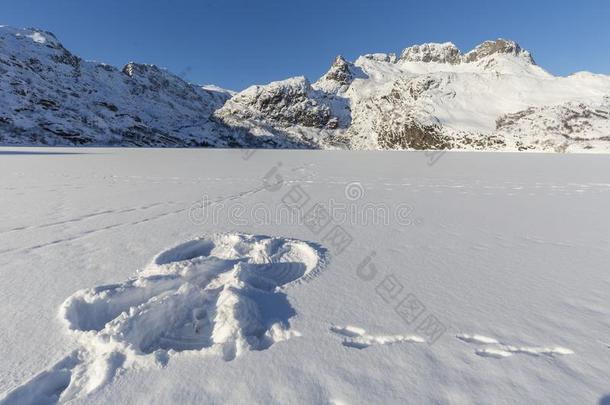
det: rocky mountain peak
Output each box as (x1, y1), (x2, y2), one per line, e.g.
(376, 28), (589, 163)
(399, 42), (462, 64)
(0, 26), (81, 70)
(314, 54), (372, 95)
(312, 54), (362, 93)
(395, 39), (535, 66)
(464, 39), (535, 64)
(216, 76), (335, 130)
(325, 55), (352, 84)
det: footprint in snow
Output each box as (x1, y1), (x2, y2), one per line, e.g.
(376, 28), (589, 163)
(330, 325), (425, 349)
(2, 233), (326, 404)
(456, 333), (574, 359)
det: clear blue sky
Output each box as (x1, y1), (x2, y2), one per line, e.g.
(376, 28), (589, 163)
(1, 0), (609, 90)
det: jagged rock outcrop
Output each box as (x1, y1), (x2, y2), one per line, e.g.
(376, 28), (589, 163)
(376, 117), (450, 150)
(321, 56), (353, 86)
(362, 53), (397, 63)
(400, 43), (462, 64)
(313, 55), (367, 94)
(494, 100), (610, 151)
(397, 39), (535, 66)
(213, 76), (345, 147)
(215, 76), (332, 128)
(464, 39), (535, 64)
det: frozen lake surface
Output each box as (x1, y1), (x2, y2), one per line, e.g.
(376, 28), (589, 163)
(1, 147), (609, 404)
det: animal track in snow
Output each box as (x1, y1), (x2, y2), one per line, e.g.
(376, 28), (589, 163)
(456, 333), (574, 359)
(456, 334), (500, 345)
(3, 233), (325, 404)
(330, 325), (425, 349)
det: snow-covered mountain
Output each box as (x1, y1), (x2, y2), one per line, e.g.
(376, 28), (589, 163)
(225, 40), (610, 152)
(2, 25), (610, 151)
(0, 26), (304, 148)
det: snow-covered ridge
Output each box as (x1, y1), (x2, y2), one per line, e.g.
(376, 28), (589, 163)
(396, 39), (534, 65)
(1, 25), (610, 151)
(210, 37), (610, 152)
(0, 26), (242, 147)
(217, 76), (333, 128)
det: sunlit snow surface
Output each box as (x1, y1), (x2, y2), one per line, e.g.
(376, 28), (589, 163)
(0, 148), (609, 404)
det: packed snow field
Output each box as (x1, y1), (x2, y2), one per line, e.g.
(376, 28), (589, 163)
(0, 147), (609, 404)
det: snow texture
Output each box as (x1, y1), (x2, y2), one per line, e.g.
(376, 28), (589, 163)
(3, 233), (325, 403)
(0, 147), (608, 404)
